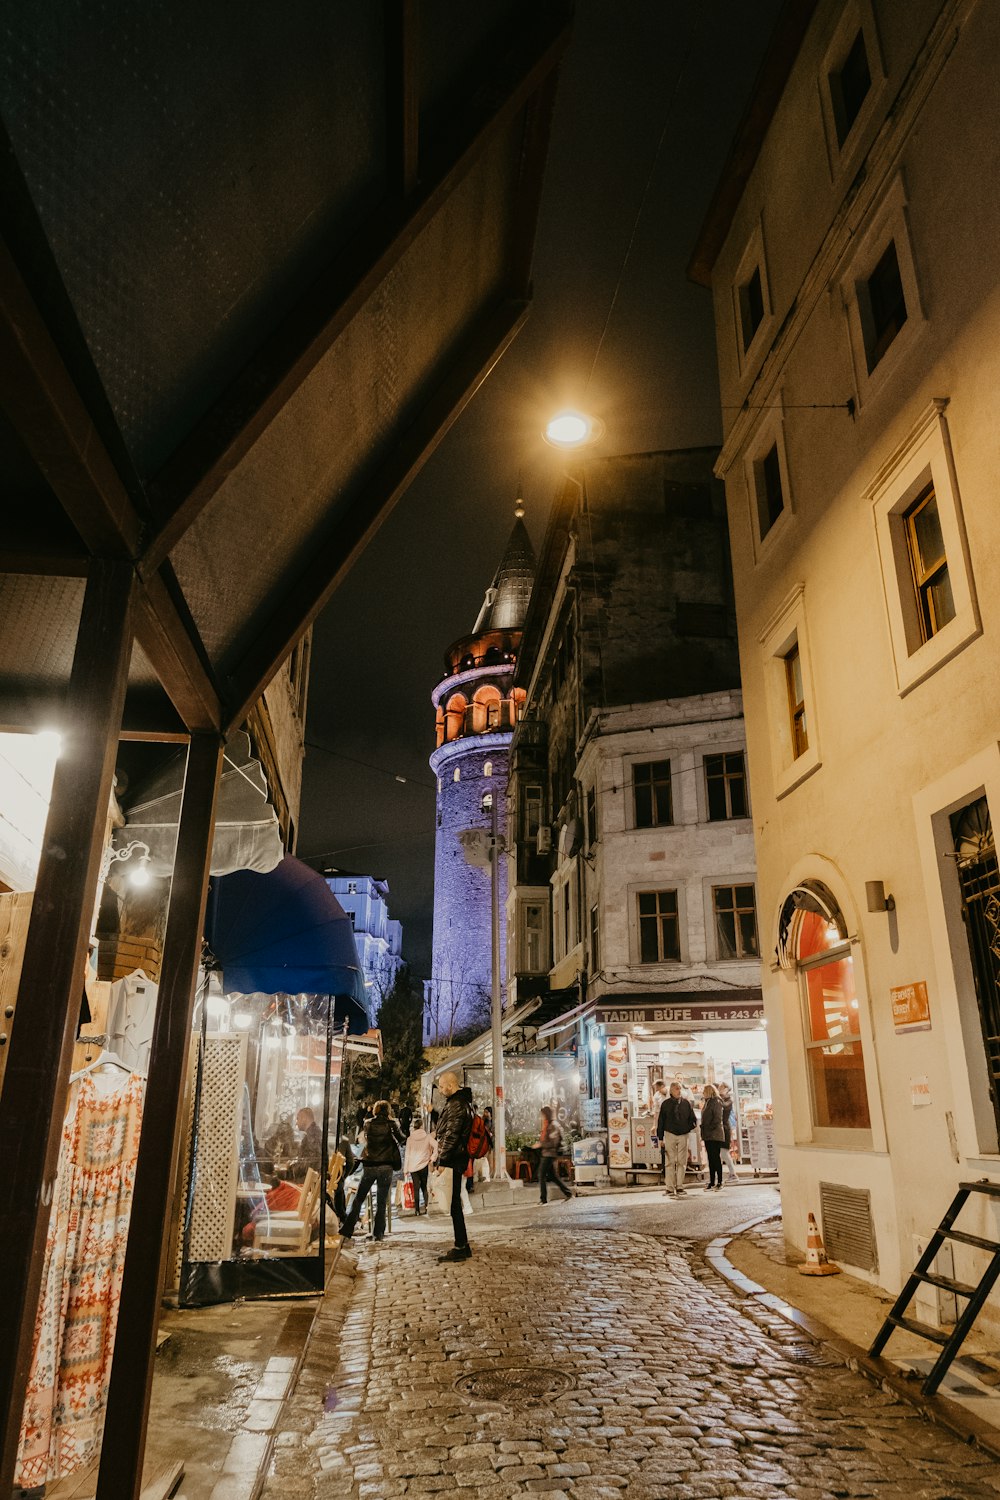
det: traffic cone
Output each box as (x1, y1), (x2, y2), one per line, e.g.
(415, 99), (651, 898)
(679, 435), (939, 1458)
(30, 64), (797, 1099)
(797, 1211), (841, 1276)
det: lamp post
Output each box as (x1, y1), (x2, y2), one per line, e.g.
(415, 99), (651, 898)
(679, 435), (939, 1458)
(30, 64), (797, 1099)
(489, 793), (507, 1182)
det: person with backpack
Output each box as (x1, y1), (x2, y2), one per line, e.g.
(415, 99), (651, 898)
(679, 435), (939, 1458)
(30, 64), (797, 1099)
(432, 1071), (475, 1261)
(536, 1105), (573, 1203)
(339, 1100), (404, 1243)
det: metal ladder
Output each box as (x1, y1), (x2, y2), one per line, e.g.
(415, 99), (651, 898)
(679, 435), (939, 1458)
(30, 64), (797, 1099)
(869, 1180), (1000, 1395)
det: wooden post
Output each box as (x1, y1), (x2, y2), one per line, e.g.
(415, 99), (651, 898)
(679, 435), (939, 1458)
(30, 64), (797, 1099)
(0, 558), (134, 1493)
(96, 731), (224, 1500)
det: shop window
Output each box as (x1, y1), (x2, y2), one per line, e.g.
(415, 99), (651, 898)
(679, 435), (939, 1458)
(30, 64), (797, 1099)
(785, 642), (808, 759)
(705, 752), (748, 821)
(637, 890), (680, 963)
(797, 909), (871, 1131)
(590, 903), (600, 973)
(904, 485), (955, 643)
(867, 399), (980, 696)
(633, 760), (672, 829)
(829, 28), (871, 147)
(713, 885), (759, 959)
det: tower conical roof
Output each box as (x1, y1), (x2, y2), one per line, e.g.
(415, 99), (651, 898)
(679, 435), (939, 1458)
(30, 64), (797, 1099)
(472, 497), (536, 632)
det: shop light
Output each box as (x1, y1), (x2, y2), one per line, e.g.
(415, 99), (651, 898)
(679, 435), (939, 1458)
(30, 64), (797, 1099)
(233, 1010), (254, 1030)
(37, 728), (62, 756)
(589, 1033), (603, 1053)
(101, 838), (153, 888)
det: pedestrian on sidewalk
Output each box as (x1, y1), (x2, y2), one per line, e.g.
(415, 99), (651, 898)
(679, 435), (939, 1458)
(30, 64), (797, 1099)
(536, 1105), (573, 1204)
(340, 1100), (404, 1242)
(718, 1083), (738, 1182)
(433, 1071), (475, 1262)
(700, 1083), (726, 1190)
(656, 1082), (696, 1197)
(650, 1079), (668, 1180)
(403, 1113), (435, 1214)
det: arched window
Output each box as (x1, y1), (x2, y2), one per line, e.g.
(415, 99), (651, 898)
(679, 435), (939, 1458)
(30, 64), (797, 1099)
(484, 645), (501, 664)
(481, 791), (493, 812)
(779, 884), (870, 1134)
(472, 684), (502, 734)
(483, 761), (493, 777)
(435, 706), (445, 748)
(445, 693), (467, 742)
(511, 686), (527, 725)
(453, 767), (461, 783)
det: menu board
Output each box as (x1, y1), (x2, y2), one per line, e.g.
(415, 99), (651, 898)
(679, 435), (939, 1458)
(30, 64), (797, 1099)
(607, 1100), (632, 1167)
(747, 1116), (777, 1172)
(605, 1033), (629, 1100)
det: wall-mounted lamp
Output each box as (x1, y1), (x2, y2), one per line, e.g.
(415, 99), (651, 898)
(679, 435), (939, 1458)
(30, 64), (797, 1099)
(543, 409), (606, 449)
(102, 839), (153, 888)
(865, 880), (895, 913)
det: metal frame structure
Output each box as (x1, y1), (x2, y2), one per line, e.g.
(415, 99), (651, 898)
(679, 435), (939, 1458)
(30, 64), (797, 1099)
(0, 4), (572, 1492)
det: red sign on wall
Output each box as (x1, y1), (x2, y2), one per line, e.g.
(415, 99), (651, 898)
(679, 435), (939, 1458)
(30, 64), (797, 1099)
(891, 981), (931, 1033)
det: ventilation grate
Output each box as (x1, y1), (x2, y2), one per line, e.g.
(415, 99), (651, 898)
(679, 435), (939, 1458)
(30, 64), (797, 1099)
(819, 1181), (878, 1273)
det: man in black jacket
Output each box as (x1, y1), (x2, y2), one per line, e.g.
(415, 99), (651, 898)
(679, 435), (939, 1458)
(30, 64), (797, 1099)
(433, 1071), (475, 1261)
(340, 1100), (403, 1242)
(656, 1082), (696, 1198)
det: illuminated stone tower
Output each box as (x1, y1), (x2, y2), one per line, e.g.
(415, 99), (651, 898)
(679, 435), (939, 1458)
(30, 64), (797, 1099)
(426, 498), (535, 1044)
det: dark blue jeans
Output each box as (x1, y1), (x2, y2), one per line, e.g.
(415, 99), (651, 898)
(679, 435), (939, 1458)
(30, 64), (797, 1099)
(341, 1163), (393, 1239)
(539, 1155), (571, 1202)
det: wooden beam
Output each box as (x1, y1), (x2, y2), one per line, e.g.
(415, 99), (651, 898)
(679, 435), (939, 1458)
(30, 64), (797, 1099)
(0, 558), (134, 1495)
(508, 66), (562, 298)
(0, 237), (144, 559)
(141, 5), (572, 572)
(97, 732), (224, 1500)
(224, 294), (530, 731)
(134, 564), (224, 734)
(386, 0), (420, 198)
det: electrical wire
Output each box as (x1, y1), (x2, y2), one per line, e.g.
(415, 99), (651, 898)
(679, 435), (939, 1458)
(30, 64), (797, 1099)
(305, 738), (436, 791)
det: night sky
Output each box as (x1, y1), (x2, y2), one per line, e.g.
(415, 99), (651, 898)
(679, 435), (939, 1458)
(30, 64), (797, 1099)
(299, 2), (785, 980)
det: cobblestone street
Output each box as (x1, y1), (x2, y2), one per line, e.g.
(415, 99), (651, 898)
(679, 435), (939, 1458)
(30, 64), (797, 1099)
(260, 1190), (1000, 1500)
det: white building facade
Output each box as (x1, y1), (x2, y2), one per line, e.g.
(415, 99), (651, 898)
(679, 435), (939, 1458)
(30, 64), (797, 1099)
(692, 0), (1000, 1296)
(323, 872), (404, 1002)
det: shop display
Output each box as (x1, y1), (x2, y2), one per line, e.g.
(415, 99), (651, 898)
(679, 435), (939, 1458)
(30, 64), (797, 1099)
(747, 1113), (777, 1172)
(17, 1066), (145, 1488)
(105, 968), (158, 1074)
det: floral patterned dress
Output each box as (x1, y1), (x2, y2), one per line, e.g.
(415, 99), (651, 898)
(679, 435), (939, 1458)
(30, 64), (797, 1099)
(16, 1070), (145, 1486)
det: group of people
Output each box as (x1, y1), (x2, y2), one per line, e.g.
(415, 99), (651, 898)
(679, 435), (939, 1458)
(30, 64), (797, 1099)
(338, 1072), (483, 1261)
(652, 1079), (738, 1196)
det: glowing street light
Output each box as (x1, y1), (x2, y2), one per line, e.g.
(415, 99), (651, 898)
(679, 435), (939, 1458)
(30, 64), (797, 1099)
(543, 409), (605, 449)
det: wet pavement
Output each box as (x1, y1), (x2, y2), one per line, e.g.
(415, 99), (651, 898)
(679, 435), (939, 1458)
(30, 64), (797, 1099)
(257, 1184), (1000, 1499)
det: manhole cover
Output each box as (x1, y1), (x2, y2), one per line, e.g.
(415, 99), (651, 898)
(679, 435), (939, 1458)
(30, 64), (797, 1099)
(454, 1366), (575, 1405)
(780, 1343), (840, 1367)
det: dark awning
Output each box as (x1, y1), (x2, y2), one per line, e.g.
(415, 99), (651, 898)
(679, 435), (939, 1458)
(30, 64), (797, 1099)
(205, 855), (369, 1032)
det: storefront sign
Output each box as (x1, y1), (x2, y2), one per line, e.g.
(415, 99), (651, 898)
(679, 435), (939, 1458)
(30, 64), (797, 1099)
(595, 1001), (763, 1026)
(891, 981), (931, 1033)
(911, 1074), (932, 1107)
(607, 1099), (632, 1167)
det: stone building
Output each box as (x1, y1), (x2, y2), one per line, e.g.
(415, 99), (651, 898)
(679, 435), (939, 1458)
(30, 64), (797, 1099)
(690, 0), (1000, 1298)
(505, 451), (766, 1170)
(323, 869), (404, 1003)
(425, 500), (535, 1044)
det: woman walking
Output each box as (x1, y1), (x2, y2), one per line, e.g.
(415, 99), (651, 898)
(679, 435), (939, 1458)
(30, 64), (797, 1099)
(700, 1083), (726, 1191)
(537, 1105), (572, 1204)
(403, 1113), (435, 1214)
(339, 1100), (404, 1242)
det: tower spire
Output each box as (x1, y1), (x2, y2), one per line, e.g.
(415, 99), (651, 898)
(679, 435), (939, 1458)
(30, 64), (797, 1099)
(514, 475), (525, 520)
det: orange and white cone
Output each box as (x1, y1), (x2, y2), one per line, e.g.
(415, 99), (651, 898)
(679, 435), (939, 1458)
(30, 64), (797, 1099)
(797, 1211), (841, 1276)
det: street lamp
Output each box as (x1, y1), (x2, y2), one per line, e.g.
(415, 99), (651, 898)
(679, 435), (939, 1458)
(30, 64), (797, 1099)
(543, 409), (605, 449)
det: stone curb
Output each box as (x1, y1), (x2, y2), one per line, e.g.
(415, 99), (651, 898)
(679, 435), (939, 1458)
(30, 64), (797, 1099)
(706, 1210), (1000, 1466)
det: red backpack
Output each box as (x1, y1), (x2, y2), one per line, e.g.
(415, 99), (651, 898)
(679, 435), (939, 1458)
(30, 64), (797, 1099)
(467, 1112), (492, 1160)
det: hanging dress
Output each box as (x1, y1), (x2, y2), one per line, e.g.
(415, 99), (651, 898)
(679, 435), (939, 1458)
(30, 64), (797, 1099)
(16, 1069), (145, 1486)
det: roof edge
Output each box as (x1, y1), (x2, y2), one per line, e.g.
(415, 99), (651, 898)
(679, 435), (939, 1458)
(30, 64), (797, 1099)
(687, 0), (820, 289)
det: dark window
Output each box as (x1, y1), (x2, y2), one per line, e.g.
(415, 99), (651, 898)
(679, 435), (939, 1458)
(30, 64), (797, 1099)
(714, 885), (760, 959)
(586, 785), (598, 849)
(705, 752), (749, 820)
(675, 602), (729, 638)
(830, 28), (871, 147)
(862, 240), (907, 373)
(785, 643), (808, 758)
(756, 442), (785, 538)
(638, 891), (680, 963)
(481, 791), (493, 813)
(633, 760), (672, 828)
(739, 264), (765, 351)
(563, 882), (572, 954)
(522, 785), (543, 844)
(905, 485), (956, 643)
(590, 904), (600, 973)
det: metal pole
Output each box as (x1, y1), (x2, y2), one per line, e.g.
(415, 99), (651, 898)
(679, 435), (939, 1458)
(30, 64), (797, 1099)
(490, 795), (507, 1181)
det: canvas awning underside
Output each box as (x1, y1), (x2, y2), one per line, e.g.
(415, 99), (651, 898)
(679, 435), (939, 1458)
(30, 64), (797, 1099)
(0, 0), (571, 737)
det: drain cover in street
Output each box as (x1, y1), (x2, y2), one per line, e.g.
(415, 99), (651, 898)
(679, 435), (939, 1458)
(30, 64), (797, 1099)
(455, 1365), (575, 1404)
(780, 1342), (841, 1367)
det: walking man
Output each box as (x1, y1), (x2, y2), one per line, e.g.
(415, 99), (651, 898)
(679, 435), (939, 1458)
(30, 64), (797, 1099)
(656, 1081), (696, 1198)
(433, 1071), (475, 1262)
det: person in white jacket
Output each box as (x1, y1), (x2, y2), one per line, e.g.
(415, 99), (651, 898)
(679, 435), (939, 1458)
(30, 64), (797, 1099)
(403, 1114), (435, 1214)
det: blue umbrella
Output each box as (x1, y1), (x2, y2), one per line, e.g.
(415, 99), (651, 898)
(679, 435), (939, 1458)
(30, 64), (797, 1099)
(205, 855), (370, 1031)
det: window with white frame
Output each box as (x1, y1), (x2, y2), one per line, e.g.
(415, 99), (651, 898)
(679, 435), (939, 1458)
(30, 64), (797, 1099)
(731, 218), (773, 376)
(744, 398), (792, 556)
(797, 909), (871, 1132)
(758, 585), (821, 799)
(521, 902), (547, 973)
(840, 174), (923, 406)
(867, 398), (980, 696)
(818, 1), (884, 175)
